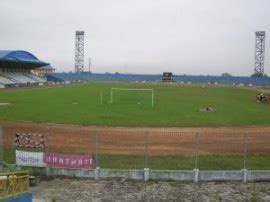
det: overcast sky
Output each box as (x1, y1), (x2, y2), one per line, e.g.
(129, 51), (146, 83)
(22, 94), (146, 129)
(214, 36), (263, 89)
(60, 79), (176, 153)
(0, 0), (269, 75)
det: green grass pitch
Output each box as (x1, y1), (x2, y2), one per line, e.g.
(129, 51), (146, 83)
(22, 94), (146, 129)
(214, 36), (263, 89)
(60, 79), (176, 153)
(0, 83), (269, 127)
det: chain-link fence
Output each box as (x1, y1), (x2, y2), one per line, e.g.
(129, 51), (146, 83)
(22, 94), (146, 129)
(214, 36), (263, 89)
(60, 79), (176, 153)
(0, 124), (270, 174)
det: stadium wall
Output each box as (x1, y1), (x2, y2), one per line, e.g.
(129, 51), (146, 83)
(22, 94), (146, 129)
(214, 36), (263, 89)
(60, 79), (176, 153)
(46, 73), (270, 86)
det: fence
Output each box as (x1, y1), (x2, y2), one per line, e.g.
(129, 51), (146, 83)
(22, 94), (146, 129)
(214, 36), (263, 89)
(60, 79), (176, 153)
(0, 123), (269, 175)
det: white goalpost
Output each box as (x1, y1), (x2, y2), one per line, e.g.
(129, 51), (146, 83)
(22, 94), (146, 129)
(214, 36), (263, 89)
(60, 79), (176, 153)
(110, 88), (154, 107)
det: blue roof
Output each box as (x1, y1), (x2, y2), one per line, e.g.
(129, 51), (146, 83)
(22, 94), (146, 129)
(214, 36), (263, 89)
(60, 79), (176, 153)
(0, 50), (49, 66)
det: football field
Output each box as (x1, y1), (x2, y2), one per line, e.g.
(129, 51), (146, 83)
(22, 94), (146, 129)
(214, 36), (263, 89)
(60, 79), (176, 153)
(0, 83), (269, 127)
(1, 83), (270, 170)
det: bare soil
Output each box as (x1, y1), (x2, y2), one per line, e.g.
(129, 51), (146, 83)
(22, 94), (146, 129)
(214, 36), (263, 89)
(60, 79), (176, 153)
(30, 178), (270, 202)
(1, 121), (270, 155)
(0, 102), (14, 106)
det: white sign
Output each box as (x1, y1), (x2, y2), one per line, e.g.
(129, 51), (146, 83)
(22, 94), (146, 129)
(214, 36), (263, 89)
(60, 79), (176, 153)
(15, 150), (45, 167)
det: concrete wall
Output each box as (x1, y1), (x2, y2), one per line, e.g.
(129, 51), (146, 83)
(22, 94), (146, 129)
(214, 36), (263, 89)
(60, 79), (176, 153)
(248, 171), (270, 182)
(149, 170), (194, 181)
(44, 167), (270, 182)
(199, 171), (244, 182)
(46, 167), (95, 178)
(99, 169), (144, 180)
(5, 164), (270, 182)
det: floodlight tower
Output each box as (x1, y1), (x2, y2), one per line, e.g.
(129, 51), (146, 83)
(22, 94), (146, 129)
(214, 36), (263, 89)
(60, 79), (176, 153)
(254, 31), (266, 76)
(75, 31), (85, 73)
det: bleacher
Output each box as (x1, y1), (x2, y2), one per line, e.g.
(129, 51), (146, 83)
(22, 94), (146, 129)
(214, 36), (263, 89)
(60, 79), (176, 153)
(47, 73), (161, 83)
(0, 74), (14, 85)
(0, 50), (49, 88)
(5, 73), (35, 83)
(46, 72), (270, 87)
(28, 74), (46, 83)
(0, 73), (46, 87)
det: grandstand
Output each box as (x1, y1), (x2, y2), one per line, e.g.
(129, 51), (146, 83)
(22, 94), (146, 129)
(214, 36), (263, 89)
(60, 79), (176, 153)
(0, 50), (48, 88)
(31, 64), (55, 76)
(47, 72), (270, 87)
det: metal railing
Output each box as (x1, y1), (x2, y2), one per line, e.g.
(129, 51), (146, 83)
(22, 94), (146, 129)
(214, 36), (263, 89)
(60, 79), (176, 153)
(0, 171), (29, 199)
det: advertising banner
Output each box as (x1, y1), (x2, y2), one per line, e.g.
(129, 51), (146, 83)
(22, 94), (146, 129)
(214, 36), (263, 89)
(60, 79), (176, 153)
(16, 150), (45, 167)
(43, 152), (96, 169)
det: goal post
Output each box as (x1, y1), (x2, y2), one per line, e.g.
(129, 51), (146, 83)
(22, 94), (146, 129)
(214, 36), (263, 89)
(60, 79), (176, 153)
(110, 88), (154, 107)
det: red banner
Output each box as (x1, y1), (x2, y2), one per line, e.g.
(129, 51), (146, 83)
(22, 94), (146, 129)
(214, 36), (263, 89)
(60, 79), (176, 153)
(44, 152), (96, 169)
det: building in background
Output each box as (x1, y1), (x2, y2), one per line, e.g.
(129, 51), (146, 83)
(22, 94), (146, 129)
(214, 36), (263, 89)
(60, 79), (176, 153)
(31, 65), (55, 77)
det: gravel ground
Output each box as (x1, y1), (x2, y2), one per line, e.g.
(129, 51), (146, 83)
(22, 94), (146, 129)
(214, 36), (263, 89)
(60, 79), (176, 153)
(31, 178), (270, 202)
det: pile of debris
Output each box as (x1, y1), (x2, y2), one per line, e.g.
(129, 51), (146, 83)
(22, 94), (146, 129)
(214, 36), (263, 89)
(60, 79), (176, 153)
(256, 93), (270, 103)
(200, 107), (215, 112)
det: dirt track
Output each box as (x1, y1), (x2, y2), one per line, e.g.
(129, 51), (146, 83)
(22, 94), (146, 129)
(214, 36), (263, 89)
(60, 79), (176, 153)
(1, 121), (270, 155)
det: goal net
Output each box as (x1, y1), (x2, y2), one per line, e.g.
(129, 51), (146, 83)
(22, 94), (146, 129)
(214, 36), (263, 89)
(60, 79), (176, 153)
(110, 88), (154, 107)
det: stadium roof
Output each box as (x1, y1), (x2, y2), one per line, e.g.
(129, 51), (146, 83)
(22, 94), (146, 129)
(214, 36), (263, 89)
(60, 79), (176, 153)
(0, 50), (49, 68)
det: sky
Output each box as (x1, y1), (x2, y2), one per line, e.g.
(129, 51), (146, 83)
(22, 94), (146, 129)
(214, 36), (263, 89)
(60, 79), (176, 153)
(0, 0), (270, 76)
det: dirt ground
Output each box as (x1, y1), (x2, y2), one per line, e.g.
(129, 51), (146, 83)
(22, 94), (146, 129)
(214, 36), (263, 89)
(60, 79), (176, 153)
(1, 121), (270, 155)
(31, 178), (270, 202)
(0, 102), (14, 106)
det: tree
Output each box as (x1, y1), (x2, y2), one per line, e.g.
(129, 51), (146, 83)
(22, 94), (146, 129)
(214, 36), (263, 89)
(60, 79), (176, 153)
(221, 73), (232, 77)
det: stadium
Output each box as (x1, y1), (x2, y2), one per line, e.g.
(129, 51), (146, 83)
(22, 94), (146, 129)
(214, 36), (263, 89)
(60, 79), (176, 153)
(1, 1), (270, 200)
(0, 50), (47, 88)
(0, 49), (270, 174)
